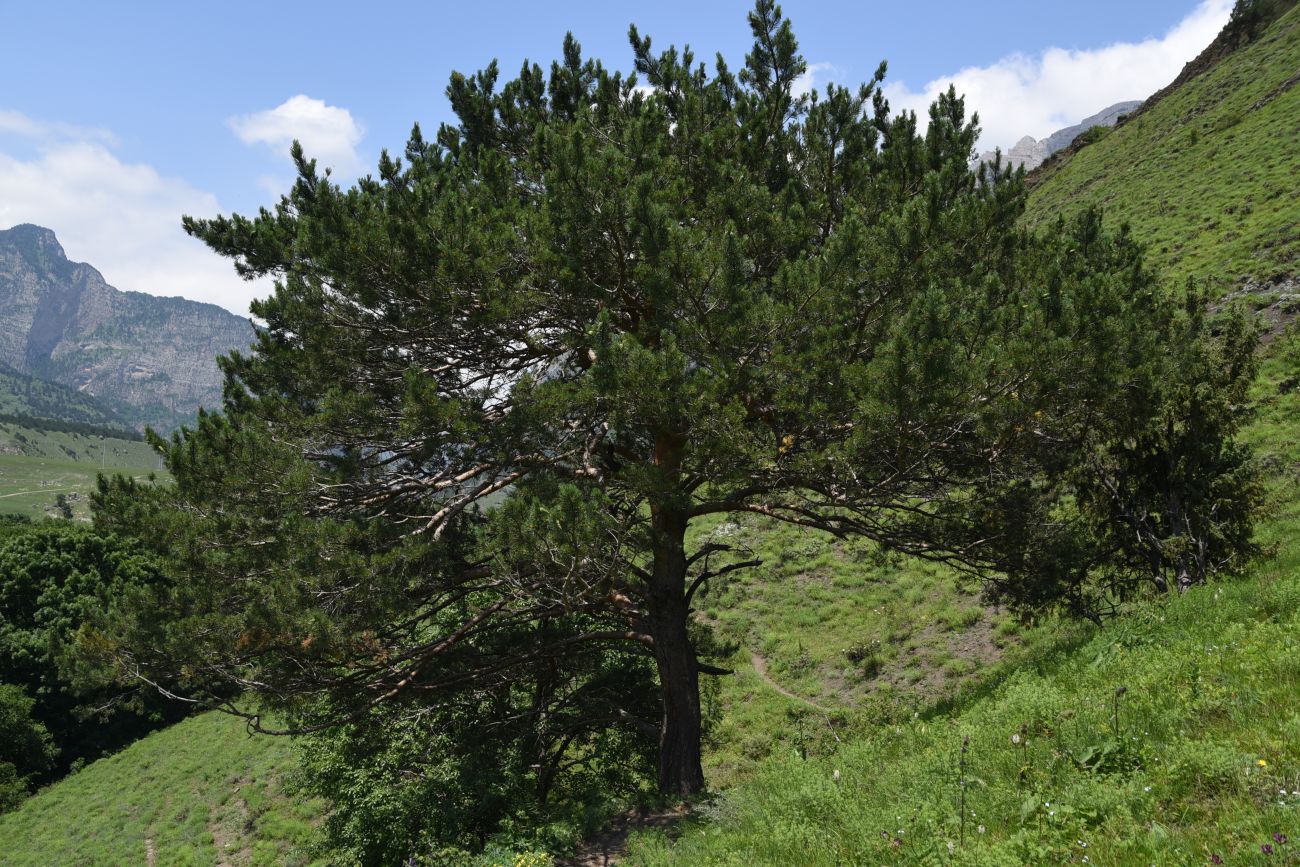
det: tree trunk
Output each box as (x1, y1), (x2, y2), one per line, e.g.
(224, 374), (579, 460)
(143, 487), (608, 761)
(648, 511), (705, 795)
(647, 432), (705, 796)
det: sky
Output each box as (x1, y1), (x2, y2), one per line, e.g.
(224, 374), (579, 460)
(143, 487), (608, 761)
(0, 0), (1232, 316)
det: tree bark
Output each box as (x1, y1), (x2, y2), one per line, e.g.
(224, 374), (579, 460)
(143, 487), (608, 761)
(647, 430), (705, 796)
(648, 501), (705, 795)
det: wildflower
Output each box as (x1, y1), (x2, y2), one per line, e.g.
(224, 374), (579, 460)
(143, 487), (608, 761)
(1011, 733), (1021, 745)
(947, 842), (956, 855)
(977, 825), (985, 835)
(1144, 786), (1152, 793)
(1275, 833), (1288, 845)
(1078, 840), (1088, 848)
(1210, 856), (1223, 865)
(832, 769), (841, 783)
(1262, 843), (1274, 855)
(1258, 759), (1268, 767)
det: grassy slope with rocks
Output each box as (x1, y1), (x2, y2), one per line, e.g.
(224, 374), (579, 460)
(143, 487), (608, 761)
(686, 514), (1070, 789)
(1024, 4), (1300, 298)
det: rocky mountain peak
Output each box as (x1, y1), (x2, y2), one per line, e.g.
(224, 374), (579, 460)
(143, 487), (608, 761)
(0, 224), (254, 431)
(1, 224), (71, 273)
(974, 100), (1143, 173)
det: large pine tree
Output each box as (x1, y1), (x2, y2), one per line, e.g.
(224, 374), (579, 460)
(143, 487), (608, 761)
(92, 0), (1257, 810)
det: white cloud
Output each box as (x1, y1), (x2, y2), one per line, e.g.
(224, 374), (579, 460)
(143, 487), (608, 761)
(229, 95), (365, 177)
(0, 111), (270, 315)
(0, 109), (117, 145)
(793, 62), (841, 99)
(883, 0), (1233, 153)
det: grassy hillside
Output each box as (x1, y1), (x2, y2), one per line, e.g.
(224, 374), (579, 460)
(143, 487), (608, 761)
(684, 514), (1073, 788)
(0, 712), (324, 867)
(0, 364), (135, 433)
(1, 8), (1296, 866)
(0, 423), (162, 519)
(627, 325), (1300, 865)
(1025, 4), (1300, 297)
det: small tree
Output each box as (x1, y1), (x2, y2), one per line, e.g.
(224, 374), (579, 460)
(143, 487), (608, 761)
(980, 282), (1264, 621)
(0, 523), (183, 780)
(93, 0), (1258, 815)
(0, 684), (54, 811)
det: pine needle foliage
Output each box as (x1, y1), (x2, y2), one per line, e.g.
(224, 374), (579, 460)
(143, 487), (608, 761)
(88, 2), (1261, 853)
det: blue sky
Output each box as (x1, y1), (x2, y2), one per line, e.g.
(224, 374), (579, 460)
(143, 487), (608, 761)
(0, 0), (1231, 314)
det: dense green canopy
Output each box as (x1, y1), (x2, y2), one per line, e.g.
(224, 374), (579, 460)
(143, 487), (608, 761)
(89, 1), (1259, 855)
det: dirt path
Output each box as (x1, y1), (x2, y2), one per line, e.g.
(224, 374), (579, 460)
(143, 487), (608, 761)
(555, 806), (689, 867)
(749, 651), (834, 714)
(0, 486), (70, 498)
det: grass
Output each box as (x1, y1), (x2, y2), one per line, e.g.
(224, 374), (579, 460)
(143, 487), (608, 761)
(685, 513), (1076, 789)
(0, 711), (326, 866)
(0, 423), (163, 519)
(1025, 5), (1300, 297)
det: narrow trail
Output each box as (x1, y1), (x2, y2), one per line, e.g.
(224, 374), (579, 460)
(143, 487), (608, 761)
(749, 651), (834, 714)
(555, 806), (689, 867)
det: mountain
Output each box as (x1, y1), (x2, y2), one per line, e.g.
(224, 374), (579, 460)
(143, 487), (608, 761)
(0, 225), (253, 431)
(1024, 2), (1300, 297)
(973, 100), (1142, 172)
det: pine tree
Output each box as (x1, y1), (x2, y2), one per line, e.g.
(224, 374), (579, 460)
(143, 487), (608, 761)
(92, 0), (1257, 811)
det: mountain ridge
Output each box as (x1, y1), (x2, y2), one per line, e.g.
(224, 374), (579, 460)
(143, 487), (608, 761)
(1024, 2), (1300, 295)
(973, 100), (1142, 172)
(0, 224), (253, 431)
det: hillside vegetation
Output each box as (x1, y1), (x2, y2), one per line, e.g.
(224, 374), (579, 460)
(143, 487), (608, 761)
(0, 423), (161, 519)
(625, 325), (1300, 864)
(1025, 3), (1300, 297)
(0, 711), (324, 867)
(0, 5), (1296, 866)
(0, 363), (134, 433)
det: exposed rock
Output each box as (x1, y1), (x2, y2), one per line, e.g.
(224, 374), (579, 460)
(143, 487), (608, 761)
(973, 100), (1142, 172)
(1040, 101), (1142, 155)
(0, 224), (254, 431)
(1215, 275), (1300, 342)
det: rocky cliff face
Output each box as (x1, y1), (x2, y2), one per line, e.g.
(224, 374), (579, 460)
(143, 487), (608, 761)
(0, 224), (254, 431)
(974, 100), (1142, 172)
